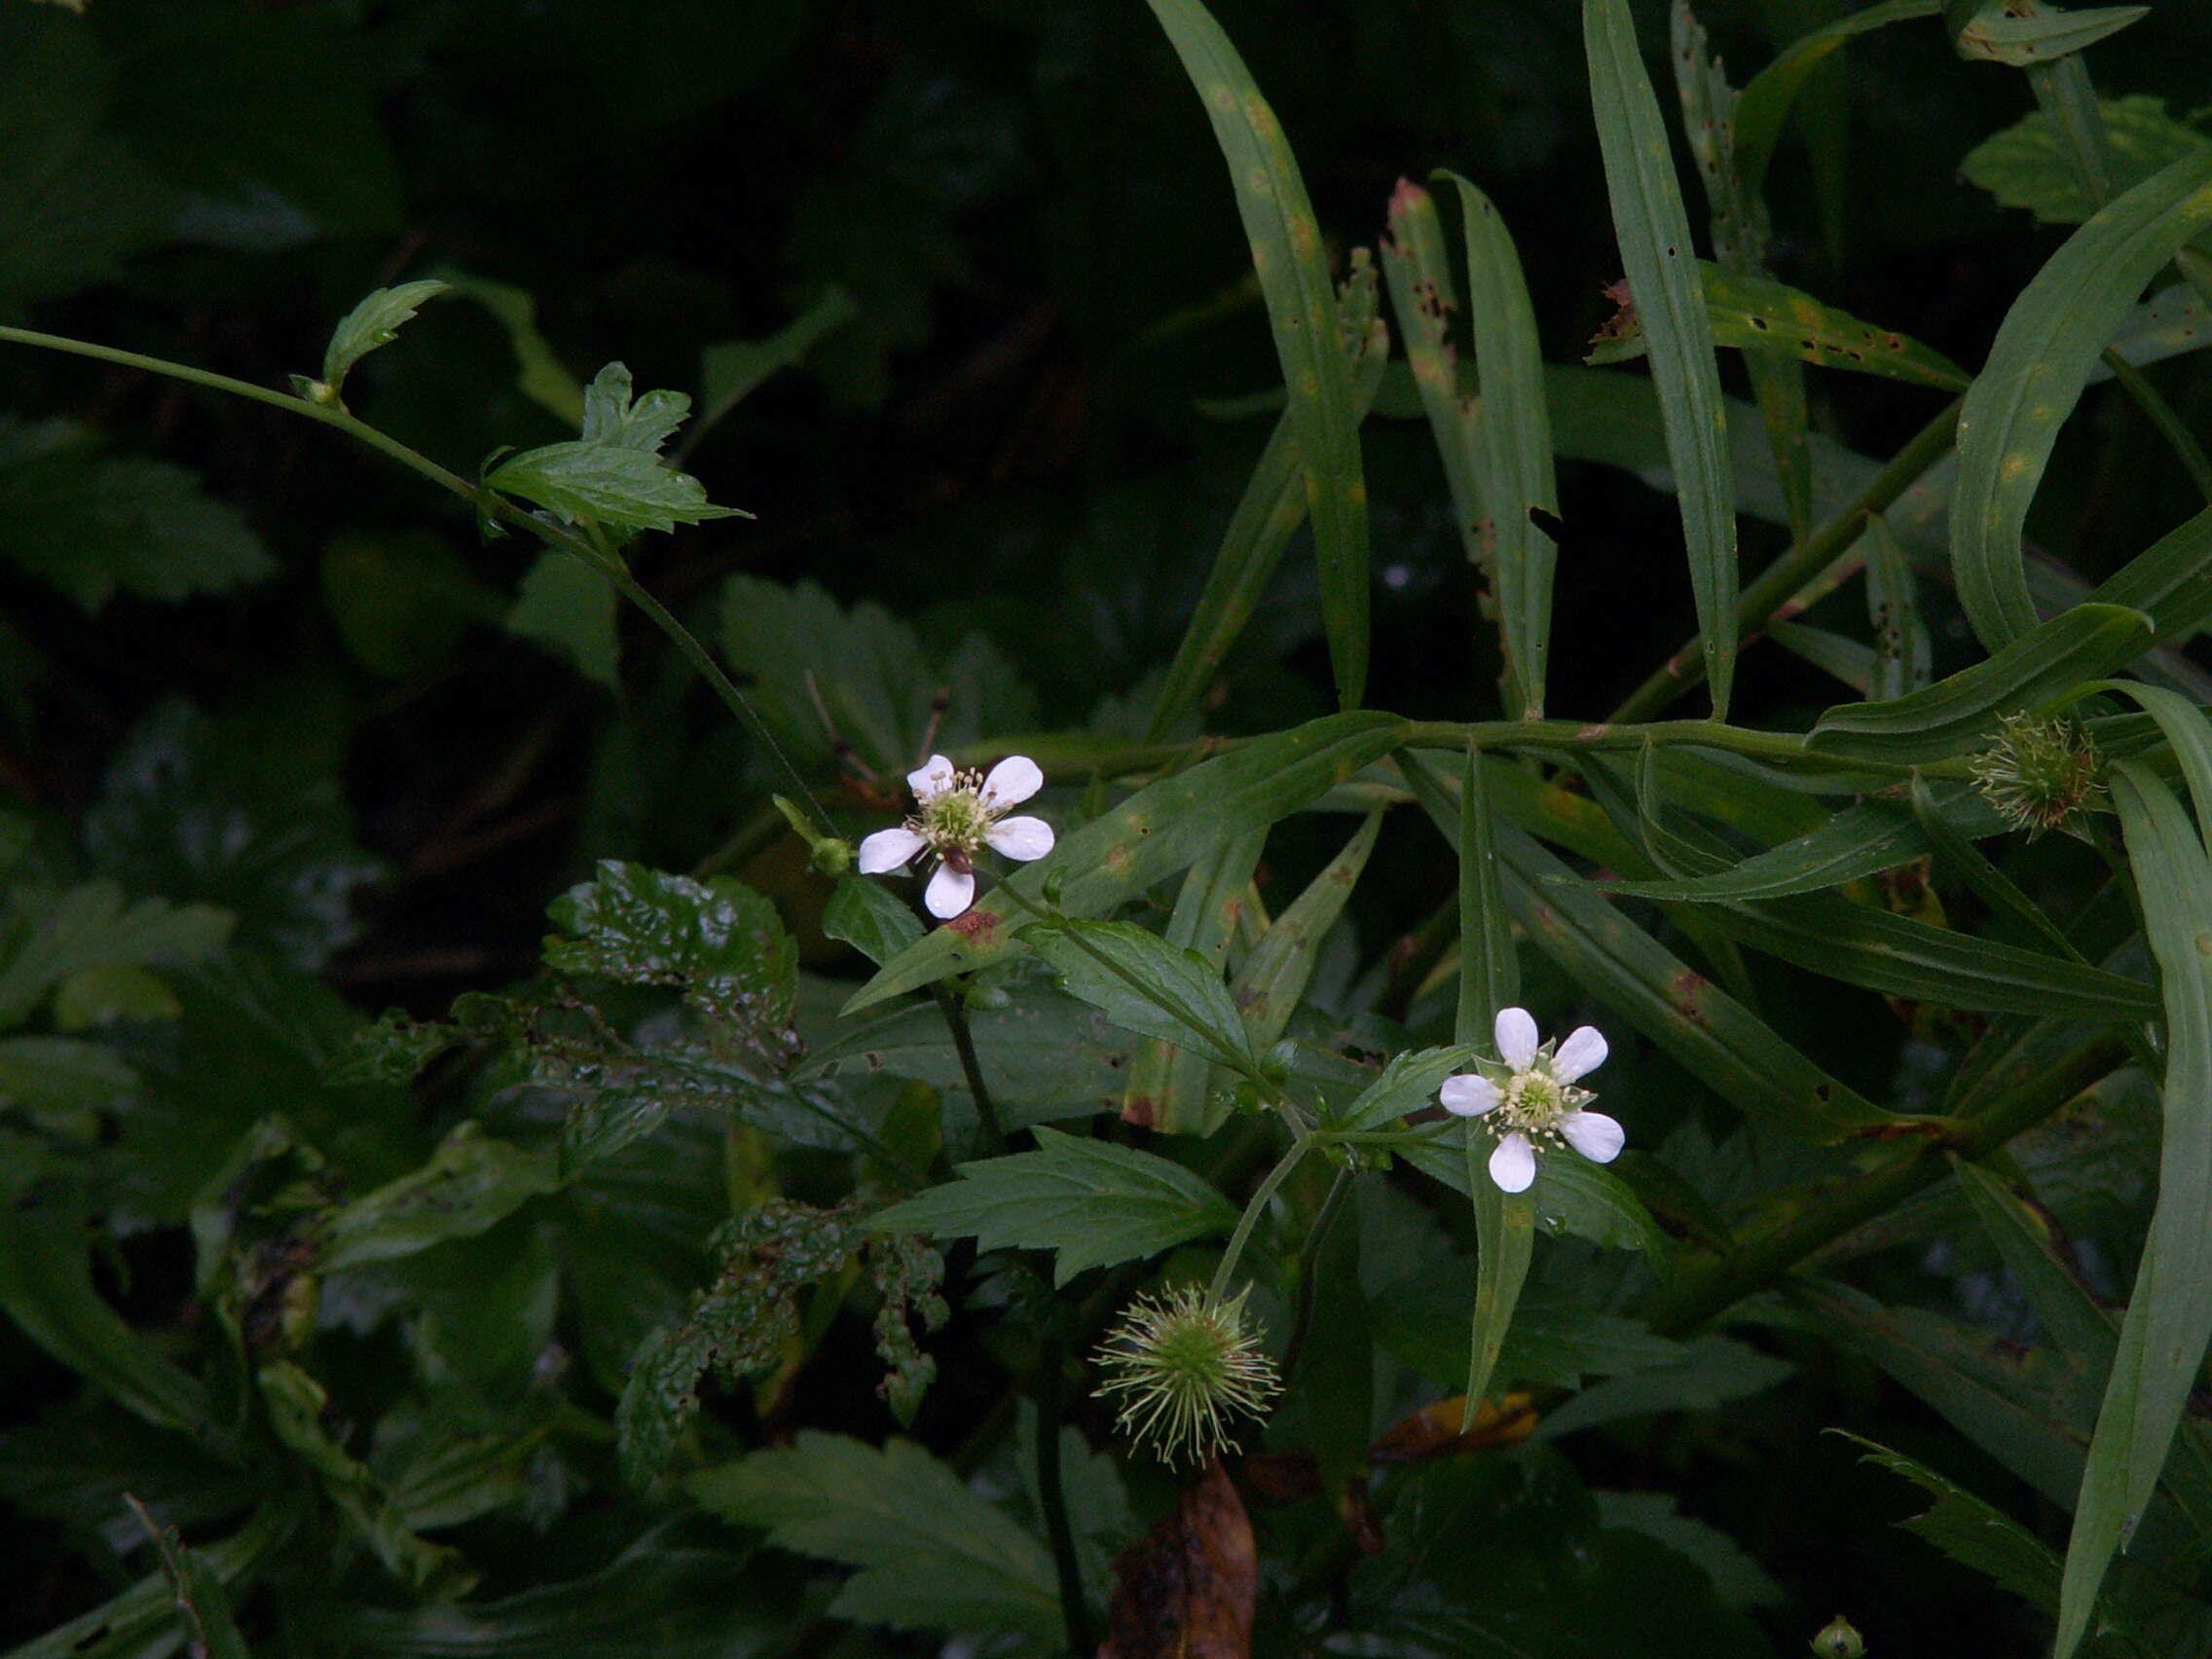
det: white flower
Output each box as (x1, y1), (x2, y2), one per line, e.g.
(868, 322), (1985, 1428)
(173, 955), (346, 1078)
(1439, 1007), (1622, 1195)
(855, 753), (1054, 919)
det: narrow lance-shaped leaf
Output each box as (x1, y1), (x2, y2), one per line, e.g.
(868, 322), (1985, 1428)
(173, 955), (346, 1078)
(1148, 257), (1388, 741)
(1148, 0), (1372, 710)
(1232, 809), (1382, 1051)
(1457, 744), (1518, 1036)
(1811, 602), (2153, 764)
(1865, 512), (1932, 699)
(1952, 2), (2149, 67)
(1585, 0), (1739, 718)
(1589, 261), (1971, 392)
(1671, 3), (1813, 539)
(1952, 149), (2212, 650)
(1122, 830), (1264, 1132)
(2058, 763), (2212, 1659)
(1443, 171), (1561, 717)
(1402, 753), (1907, 1142)
(869, 1127), (1237, 1289)
(842, 711), (1407, 1012)
(1734, 0), (1940, 197)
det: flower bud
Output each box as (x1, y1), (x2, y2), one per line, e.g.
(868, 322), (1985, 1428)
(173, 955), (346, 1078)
(1809, 1615), (1864, 1659)
(773, 794), (854, 875)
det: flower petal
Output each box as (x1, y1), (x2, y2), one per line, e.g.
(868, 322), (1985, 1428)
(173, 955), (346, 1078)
(923, 862), (976, 919)
(985, 815), (1053, 861)
(907, 755), (956, 804)
(856, 826), (925, 874)
(1439, 1074), (1500, 1117)
(1553, 1025), (1609, 1084)
(1494, 1007), (1540, 1071)
(1559, 1110), (1626, 1164)
(980, 754), (1044, 807)
(1489, 1131), (1537, 1194)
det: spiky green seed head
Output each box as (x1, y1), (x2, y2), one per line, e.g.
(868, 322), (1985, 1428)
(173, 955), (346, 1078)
(1092, 1284), (1280, 1467)
(1969, 714), (2104, 840)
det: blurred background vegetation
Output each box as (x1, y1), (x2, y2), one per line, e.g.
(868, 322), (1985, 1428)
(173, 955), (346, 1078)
(4, 0), (2210, 1651)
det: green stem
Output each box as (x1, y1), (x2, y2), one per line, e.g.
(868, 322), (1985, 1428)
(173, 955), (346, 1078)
(1278, 1164), (1353, 1382)
(1401, 719), (1967, 779)
(1610, 397), (1964, 724)
(1207, 1139), (1309, 1307)
(1034, 1336), (1094, 1658)
(0, 322), (832, 833)
(1635, 1026), (2121, 1337)
(931, 980), (1008, 1156)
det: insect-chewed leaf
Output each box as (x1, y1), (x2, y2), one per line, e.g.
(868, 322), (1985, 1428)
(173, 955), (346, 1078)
(1951, 2), (2149, 67)
(869, 1126), (1236, 1287)
(544, 860), (797, 1028)
(317, 1127), (558, 1272)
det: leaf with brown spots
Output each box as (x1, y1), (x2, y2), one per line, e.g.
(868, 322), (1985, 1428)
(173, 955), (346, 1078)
(1101, 1459), (1256, 1659)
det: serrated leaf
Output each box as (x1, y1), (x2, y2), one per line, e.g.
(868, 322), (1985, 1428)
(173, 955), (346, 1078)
(126, 1494), (248, 1659)
(690, 1431), (1060, 1637)
(1837, 1433), (2068, 1618)
(869, 1125), (1235, 1287)
(0, 878), (231, 1028)
(1338, 1045), (1481, 1134)
(1396, 1129), (1670, 1258)
(319, 278), (451, 397)
(843, 711), (1408, 1012)
(432, 268), (587, 424)
(1122, 830), (1263, 1133)
(1233, 809), (1379, 1051)
(1585, 0), (1738, 717)
(1810, 602), (2153, 763)
(1952, 150), (2212, 650)
(0, 419), (273, 611)
(488, 362), (745, 535)
(1965, 94), (2210, 226)
(1148, 0), (1371, 709)
(1026, 920), (1255, 1073)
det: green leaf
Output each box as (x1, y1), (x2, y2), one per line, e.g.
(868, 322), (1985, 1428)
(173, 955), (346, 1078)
(0, 878), (231, 1029)
(1396, 1128), (1671, 1258)
(1601, 784), (1998, 903)
(545, 861), (796, 1028)
(1954, 3), (2150, 66)
(1025, 919), (1256, 1073)
(694, 285), (859, 443)
(1734, 0), (1940, 197)
(506, 549), (621, 686)
(719, 574), (1039, 779)
(1121, 830), (1264, 1133)
(1836, 1433), (2068, 1618)
(690, 1431), (1060, 1637)
(1953, 1160), (2117, 1369)
(1464, 1172), (1535, 1420)
(1590, 261), (1971, 391)
(1232, 808), (1381, 1051)
(1535, 1334), (1793, 1438)
(319, 1127), (559, 1272)
(823, 876), (925, 968)
(842, 711), (1408, 1012)
(1866, 512), (1933, 699)
(1147, 0), (1371, 709)
(318, 278), (452, 399)
(1336, 1045), (1480, 1134)
(869, 1125), (1235, 1288)
(1952, 150), (2212, 650)
(1405, 756), (1904, 1141)
(1585, 0), (1738, 717)
(0, 418), (274, 611)
(51, 962), (178, 1028)
(1810, 602), (2154, 763)
(0, 12), (173, 308)
(320, 529), (504, 680)
(124, 1494), (248, 1659)
(1963, 94), (2209, 226)
(2060, 763), (2212, 1659)
(487, 363), (745, 535)
(0, 1034), (134, 1120)
(1457, 745), (1519, 1039)
(0, 1207), (208, 1435)
(432, 269), (587, 424)
(259, 1360), (473, 1598)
